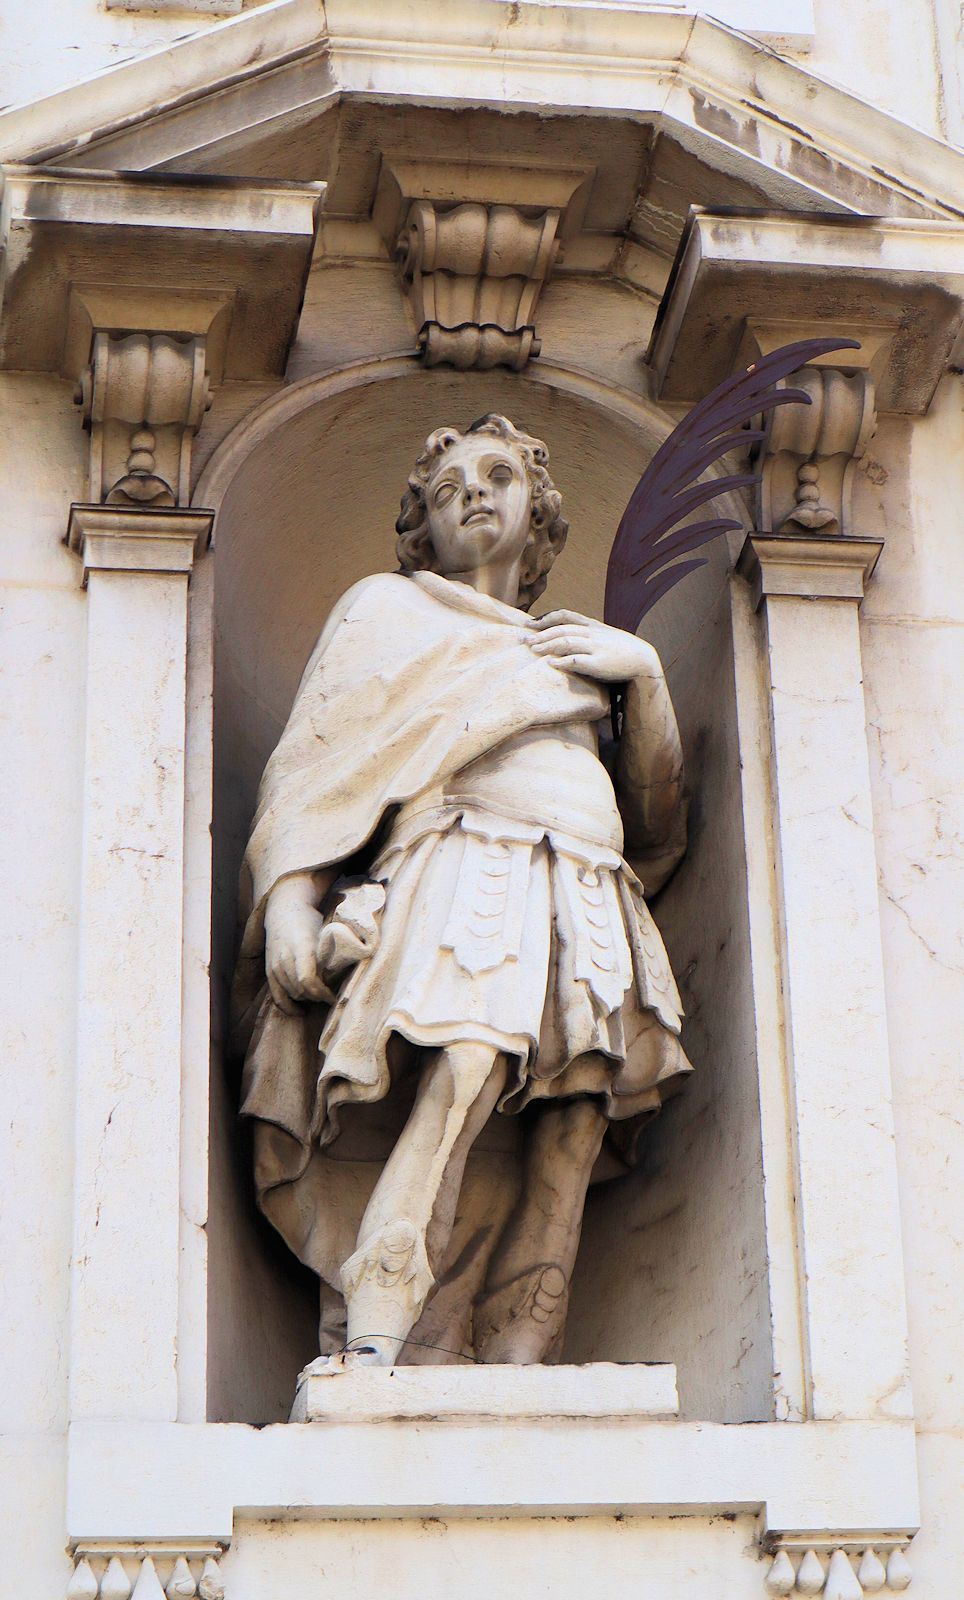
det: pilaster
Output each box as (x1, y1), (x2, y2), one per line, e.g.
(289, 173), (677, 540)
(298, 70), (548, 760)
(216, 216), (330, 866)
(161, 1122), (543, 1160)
(0, 167), (323, 1428)
(645, 210), (953, 1433)
(738, 532), (911, 1423)
(68, 507), (213, 1424)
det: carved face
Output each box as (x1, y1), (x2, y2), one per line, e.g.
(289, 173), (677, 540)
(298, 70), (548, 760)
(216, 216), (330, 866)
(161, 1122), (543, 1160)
(424, 434), (532, 583)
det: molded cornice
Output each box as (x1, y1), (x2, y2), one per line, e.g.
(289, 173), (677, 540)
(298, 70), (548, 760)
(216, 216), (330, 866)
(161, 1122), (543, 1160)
(0, 0), (962, 230)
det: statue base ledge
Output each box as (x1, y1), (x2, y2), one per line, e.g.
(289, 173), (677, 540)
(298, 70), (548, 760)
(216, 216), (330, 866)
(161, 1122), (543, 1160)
(290, 1361), (679, 1424)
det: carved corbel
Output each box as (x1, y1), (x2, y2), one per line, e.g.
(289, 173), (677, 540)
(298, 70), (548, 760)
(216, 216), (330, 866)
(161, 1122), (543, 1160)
(754, 363), (877, 537)
(740, 323), (892, 537)
(75, 329), (212, 508)
(373, 158), (591, 371)
(394, 199), (560, 370)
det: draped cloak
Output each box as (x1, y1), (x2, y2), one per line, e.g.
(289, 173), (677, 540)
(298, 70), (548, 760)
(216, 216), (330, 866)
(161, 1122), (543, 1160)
(233, 570), (691, 1285)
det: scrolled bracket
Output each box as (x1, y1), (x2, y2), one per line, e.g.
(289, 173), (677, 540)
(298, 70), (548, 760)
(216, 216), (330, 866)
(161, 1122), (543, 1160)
(753, 362), (878, 538)
(394, 198), (560, 371)
(75, 330), (212, 507)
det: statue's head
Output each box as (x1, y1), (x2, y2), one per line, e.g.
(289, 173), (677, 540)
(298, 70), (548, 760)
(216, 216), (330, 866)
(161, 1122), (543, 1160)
(395, 414), (568, 608)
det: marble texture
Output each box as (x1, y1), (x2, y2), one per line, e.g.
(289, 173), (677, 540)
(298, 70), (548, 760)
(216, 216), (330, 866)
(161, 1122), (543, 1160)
(70, 515), (206, 1422)
(290, 1360), (679, 1423)
(233, 416), (692, 1375)
(0, 3), (962, 1597)
(761, 590), (911, 1422)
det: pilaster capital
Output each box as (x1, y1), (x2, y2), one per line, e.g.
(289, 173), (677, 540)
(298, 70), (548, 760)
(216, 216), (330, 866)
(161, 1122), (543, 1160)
(0, 164), (323, 515)
(0, 166), (324, 382)
(373, 157), (591, 370)
(737, 532), (884, 608)
(76, 329), (213, 510)
(66, 504), (214, 585)
(737, 322), (884, 540)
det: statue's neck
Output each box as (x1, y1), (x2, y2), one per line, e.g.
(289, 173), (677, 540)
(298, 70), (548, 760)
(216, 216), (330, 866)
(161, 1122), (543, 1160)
(443, 562), (522, 607)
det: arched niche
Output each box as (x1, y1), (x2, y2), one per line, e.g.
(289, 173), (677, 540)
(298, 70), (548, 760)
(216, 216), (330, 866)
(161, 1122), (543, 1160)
(196, 356), (773, 1426)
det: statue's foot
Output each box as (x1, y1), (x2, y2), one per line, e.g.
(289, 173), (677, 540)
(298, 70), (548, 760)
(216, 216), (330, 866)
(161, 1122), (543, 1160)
(336, 1219), (434, 1369)
(296, 1346), (385, 1385)
(474, 1263), (569, 1363)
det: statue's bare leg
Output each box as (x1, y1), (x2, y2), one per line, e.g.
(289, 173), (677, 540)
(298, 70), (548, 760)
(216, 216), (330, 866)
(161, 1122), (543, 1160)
(474, 1097), (607, 1363)
(337, 1041), (508, 1366)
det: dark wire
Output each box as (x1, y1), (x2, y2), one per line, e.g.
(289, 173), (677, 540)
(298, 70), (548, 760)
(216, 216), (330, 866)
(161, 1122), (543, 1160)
(341, 1333), (481, 1365)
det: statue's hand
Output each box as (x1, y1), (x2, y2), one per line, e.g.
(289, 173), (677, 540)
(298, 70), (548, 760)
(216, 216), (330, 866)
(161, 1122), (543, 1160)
(264, 873), (332, 1013)
(526, 609), (661, 683)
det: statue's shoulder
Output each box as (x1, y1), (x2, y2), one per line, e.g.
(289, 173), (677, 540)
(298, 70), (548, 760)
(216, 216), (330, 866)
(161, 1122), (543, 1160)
(335, 570), (415, 620)
(297, 573), (418, 689)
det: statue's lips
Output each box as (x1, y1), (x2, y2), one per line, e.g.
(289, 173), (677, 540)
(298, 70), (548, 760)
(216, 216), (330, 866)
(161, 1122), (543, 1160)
(461, 508), (496, 527)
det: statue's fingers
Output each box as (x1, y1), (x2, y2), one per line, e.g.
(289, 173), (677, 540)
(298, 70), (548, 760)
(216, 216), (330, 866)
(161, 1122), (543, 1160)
(279, 950), (310, 999)
(299, 970), (332, 1001)
(529, 630), (587, 655)
(532, 608), (589, 628)
(530, 622), (589, 642)
(294, 950), (322, 993)
(267, 968), (301, 1015)
(556, 651), (600, 675)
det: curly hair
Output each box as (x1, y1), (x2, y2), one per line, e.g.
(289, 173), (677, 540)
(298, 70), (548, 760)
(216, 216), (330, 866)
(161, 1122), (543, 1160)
(395, 413), (568, 609)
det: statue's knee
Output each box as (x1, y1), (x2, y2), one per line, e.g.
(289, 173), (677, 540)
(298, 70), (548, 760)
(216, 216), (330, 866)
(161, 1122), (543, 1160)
(434, 1042), (500, 1107)
(543, 1097), (606, 1164)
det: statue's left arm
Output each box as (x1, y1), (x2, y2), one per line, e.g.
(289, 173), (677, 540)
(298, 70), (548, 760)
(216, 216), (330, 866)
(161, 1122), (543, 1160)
(614, 669), (687, 895)
(528, 608), (687, 895)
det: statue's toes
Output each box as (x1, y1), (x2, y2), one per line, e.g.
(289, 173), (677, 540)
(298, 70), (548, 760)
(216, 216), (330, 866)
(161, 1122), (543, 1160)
(474, 1263), (570, 1361)
(530, 1265), (567, 1322)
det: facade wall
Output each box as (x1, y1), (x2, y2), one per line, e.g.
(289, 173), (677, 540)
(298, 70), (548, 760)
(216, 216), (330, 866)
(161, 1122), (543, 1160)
(0, 374), (87, 1593)
(0, 3), (961, 1597)
(859, 386), (964, 1594)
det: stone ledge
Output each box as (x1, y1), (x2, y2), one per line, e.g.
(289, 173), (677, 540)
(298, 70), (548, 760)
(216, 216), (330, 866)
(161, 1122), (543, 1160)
(290, 1361), (679, 1425)
(67, 1418), (920, 1543)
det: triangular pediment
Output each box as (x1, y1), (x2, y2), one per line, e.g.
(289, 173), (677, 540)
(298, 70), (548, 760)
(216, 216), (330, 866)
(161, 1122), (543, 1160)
(1, 0), (962, 283)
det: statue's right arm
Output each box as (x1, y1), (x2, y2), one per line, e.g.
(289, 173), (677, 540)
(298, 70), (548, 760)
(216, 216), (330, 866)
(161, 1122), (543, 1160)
(263, 867), (338, 1013)
(258, 574), (399, 1012)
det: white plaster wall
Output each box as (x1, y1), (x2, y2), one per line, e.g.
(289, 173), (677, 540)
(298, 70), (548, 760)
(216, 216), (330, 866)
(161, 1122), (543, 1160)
(855, 379), (964, 1593)
(806, 0), (947, 139)
(224, 1513), (766, 1600)
(0, 373), (88, 1594)
(0, 0), (273, 109)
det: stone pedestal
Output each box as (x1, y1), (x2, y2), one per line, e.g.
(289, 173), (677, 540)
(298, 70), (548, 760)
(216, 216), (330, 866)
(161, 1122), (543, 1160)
(290, 1362), (680, 1424)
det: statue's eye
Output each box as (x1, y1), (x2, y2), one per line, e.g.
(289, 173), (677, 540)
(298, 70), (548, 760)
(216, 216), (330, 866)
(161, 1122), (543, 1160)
(434, 482), (457, 507)
(489, 464), (513, 485)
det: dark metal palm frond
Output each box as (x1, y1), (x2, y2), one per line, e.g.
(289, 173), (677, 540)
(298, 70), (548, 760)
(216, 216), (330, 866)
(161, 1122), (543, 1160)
(603, 338), (861, 633)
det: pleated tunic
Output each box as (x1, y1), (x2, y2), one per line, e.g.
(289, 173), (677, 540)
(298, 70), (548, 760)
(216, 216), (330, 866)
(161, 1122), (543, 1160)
(314, 721), (690, 1141)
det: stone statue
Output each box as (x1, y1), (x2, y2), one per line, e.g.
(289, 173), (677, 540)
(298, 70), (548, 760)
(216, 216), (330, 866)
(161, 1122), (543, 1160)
(232, 414), (692, 1374)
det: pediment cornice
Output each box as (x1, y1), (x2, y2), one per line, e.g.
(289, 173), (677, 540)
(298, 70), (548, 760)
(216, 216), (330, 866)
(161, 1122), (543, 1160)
(0, 0), (962, 259)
